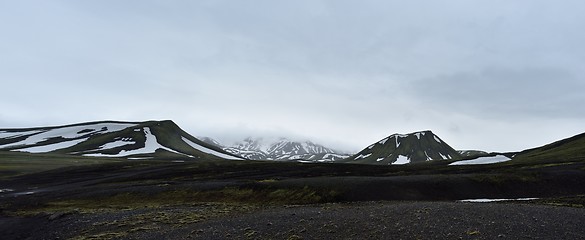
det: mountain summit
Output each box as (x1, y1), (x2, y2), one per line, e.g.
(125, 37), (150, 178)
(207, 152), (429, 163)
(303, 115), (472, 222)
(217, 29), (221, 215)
(340, 130), (461, 165)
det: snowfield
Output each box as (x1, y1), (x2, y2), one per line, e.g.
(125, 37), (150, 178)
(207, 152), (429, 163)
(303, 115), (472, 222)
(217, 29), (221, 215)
(449, 155), (512, 165)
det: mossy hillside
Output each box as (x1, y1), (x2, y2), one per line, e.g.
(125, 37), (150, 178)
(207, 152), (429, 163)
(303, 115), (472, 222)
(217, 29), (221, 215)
(512, 132), (585, 164)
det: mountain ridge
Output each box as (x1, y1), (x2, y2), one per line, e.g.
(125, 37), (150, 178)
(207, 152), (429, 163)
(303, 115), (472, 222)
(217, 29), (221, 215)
(0, 120), (242, 160)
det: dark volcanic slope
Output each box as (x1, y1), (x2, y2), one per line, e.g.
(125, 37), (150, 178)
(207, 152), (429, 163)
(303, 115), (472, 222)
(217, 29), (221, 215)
(341, 130), (462, 165)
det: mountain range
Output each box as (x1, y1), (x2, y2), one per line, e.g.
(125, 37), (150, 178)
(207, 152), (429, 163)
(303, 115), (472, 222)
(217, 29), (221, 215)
(1, 120), (584, 167)
(200, 137), (350, 162)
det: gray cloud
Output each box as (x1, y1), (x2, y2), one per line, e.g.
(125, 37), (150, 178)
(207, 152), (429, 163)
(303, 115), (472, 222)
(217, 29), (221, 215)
(413, 67), (585, 119)
(1, 0), (584, 153)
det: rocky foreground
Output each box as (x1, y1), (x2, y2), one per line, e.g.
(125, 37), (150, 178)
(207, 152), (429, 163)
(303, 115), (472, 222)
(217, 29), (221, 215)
(2, 200), (585, 239)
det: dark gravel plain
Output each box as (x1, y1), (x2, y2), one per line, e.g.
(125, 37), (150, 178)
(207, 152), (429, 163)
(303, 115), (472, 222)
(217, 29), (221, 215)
(1, 160), (585, 239)
(2, 200), (585, 240)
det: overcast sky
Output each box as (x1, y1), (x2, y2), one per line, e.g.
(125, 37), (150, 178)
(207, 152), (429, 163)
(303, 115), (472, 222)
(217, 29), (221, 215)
(1, 0), (584, 153)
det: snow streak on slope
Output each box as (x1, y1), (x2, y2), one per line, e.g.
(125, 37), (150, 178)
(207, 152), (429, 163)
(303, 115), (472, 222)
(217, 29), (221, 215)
(182, 137), (242, 160)
(18, 138), (90, 153)
(0, 123), (136, 149)
(84, 127), (184, 157)
(0, 130), (43, 140)
(96, 138), (136, 150)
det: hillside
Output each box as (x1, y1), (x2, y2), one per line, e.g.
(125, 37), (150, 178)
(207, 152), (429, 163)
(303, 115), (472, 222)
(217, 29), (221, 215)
(340, 130), (462, 165)
(511, 132), (585, 164)
(0, 120), (241, 160)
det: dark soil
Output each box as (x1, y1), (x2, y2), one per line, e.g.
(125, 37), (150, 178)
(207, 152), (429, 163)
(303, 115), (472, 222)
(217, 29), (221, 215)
(1, 159), (585, 239)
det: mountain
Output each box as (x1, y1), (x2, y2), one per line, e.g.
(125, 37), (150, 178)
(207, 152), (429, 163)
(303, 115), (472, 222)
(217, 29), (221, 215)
(0, 120), (242, 160)
(339, 130), (462, 165)
(203, 137), (349, 161)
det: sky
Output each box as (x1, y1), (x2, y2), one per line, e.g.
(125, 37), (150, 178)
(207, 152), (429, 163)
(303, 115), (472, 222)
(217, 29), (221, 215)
(1, 0), (584, 153)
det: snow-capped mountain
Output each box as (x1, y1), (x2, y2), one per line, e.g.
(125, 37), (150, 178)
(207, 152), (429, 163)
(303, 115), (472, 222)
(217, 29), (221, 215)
(457, 150), (490, 158)
(202, 137), (349, 161)
(339, 130), (462, 165)
(0, 120), (242, 160)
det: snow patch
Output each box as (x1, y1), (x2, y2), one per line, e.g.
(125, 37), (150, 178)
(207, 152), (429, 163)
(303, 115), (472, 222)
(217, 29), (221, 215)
(449, 155), (511, 165)
(392, 155), (410, 165)
(182, 137), (242, 160)
(367, 144), (375, 149)
(354, 153), (372, 160)
(433, 136), (441, 143)
(376, 157), (385, 162)
(459, 198), (538, 203)
(378, 137), (389, 145)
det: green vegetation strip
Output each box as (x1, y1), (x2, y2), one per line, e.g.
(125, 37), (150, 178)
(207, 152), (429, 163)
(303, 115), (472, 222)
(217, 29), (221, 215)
(13, 186), (339, 216)
(8, 186), (338, 240)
